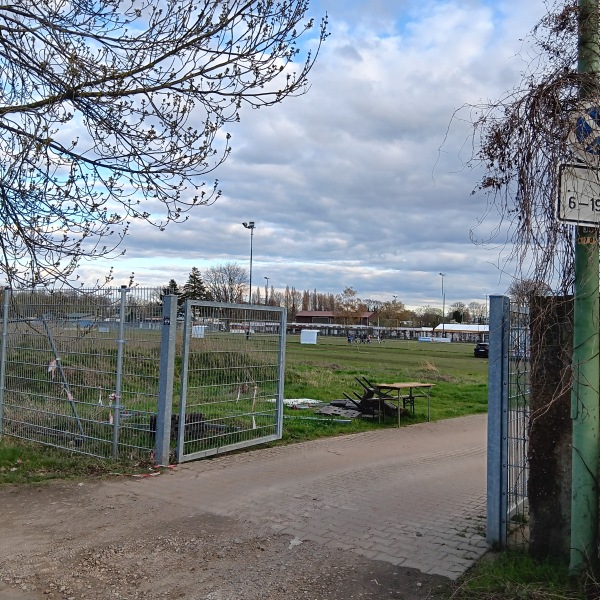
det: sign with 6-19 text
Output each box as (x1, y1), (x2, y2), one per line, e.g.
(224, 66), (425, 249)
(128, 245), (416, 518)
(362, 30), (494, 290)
(558, 163), (600, 227)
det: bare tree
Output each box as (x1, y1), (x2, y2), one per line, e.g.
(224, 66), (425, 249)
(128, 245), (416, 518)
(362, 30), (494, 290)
(468, 301), (487, 323)
(412, 306), (442, 328)
(301, 289), (310, 311)
(375, 299), (408, 327)
(461, 1), (583, 294)
(0, 1), (327, 286)
(203, 262), (247, 303)
(449, 301), (470, 323)
(334, 286), (367, 325)
(507, 278), (552, 304)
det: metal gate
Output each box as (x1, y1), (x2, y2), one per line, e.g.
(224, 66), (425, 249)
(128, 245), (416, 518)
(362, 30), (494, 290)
(0, 290), (286, 465)
(174, 300), (286, 463)
(0, 287), (164, 460)
(487, 295), (530, 548)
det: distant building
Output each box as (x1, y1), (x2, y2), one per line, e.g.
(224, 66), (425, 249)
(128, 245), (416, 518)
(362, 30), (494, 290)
(295, 310), (375, 326)
(433, 323), (488, 342)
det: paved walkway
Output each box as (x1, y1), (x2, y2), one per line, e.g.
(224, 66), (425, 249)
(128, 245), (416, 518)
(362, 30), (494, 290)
(132, 413), (488, 580)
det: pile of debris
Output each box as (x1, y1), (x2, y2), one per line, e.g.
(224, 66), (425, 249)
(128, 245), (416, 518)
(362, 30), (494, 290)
(315, 377), (402, 420)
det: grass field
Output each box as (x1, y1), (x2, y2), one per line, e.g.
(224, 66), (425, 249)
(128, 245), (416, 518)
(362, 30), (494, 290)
(278, 335), (488, 442)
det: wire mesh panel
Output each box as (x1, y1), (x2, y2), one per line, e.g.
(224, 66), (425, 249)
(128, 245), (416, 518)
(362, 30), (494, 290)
(487, 296), (530, 549)
(0, 287), (163, 459)
(177, 301), (286, 462)
(506, 302), (530, 543)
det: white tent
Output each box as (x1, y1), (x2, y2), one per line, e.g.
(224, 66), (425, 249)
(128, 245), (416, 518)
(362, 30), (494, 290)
(433, 323), (488, 342)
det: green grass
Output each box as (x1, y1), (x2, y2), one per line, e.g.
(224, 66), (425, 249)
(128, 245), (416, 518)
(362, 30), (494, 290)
(0, 436), (155, 485)
(285, 336), (487, 412)
(452, 550), (586, 599)
(259, 336), (488, 444)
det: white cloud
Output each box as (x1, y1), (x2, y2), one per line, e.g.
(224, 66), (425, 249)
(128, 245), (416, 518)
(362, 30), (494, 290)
(76, 0), (549, 309)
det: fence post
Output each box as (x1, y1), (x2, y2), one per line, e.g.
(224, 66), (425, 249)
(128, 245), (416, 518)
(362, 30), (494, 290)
(0, 288), (10, 436)
(276, 307), (287, 438)
(176, 299), (193, 461)
(112, 285), (129, 458)
(155, 295), (178, 466)
(487, 295), (510, 548)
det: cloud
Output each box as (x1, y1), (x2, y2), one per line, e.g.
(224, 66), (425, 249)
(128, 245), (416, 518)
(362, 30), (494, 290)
(77, 0), (548, 309)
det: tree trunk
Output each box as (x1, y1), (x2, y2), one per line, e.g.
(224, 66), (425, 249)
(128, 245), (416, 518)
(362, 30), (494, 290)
(528, 295), (573, 560)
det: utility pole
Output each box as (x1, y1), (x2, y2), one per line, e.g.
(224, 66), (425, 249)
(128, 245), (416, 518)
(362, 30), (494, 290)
(439, 273), (446, 337)
(570, 0), (600, 577)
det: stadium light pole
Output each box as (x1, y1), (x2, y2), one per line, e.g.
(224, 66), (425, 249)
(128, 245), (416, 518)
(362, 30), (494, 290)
(439, 273), (446, 337)
(242, 221), (255, 304)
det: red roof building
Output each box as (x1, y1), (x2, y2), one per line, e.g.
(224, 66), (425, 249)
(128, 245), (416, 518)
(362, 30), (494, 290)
(294, 310), (375, 326)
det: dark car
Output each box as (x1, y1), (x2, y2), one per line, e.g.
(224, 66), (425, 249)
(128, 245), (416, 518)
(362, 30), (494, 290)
(474, 342), (489, 358)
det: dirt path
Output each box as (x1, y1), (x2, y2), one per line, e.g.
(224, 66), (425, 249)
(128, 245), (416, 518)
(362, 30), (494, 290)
(0, 415), (488, 600)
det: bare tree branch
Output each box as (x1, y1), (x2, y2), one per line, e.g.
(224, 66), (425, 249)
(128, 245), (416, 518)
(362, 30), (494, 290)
(462, 1), (587, 296)
(0, 0), (328, 286)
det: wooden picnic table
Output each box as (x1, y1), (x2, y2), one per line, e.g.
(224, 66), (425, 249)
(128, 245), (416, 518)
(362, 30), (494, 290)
(374, 382), (435, 426)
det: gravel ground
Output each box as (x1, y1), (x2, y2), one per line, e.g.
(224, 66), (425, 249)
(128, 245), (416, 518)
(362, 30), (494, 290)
(0, 480), (456, 600)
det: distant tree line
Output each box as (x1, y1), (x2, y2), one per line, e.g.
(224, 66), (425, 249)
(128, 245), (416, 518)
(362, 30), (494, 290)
(157, 263), (490, 327)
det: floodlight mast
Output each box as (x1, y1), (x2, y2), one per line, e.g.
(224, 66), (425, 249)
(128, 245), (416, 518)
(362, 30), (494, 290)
(439, 273), (446, 337)
(242, 221), (256, 304)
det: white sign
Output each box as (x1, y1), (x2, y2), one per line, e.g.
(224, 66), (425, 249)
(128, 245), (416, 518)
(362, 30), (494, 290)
(558, 163), (600, 226)
(300, 329), (318, 344)
(192, 325), (205, 338)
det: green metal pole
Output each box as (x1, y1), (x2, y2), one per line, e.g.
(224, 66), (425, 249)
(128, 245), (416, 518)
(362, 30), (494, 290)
(570, 0), (600, 577)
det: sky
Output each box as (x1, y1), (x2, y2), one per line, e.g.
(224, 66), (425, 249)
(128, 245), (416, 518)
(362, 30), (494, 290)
(78, 0), (550, 310)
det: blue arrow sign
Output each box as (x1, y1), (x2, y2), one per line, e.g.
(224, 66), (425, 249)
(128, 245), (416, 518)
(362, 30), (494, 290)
(575, 108), (600, 155)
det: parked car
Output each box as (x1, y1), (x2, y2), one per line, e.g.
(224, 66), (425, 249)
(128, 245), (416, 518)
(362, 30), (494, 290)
(474, 342), (489, 358)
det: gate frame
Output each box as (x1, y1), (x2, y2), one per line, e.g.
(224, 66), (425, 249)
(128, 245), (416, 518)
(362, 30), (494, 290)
(176, 300), (287, 463)
(155, 294), (178, 466)
(487, 295), (510, 547)
(487, 294), (531, 548)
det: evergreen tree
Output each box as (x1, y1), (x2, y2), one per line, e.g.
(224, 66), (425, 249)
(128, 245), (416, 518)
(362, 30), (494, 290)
(160, 279), (183, 307)
(182, 268), (210, 301)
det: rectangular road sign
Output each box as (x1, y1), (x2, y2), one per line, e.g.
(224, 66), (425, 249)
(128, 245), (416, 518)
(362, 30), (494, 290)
(558, 163), (600, 226)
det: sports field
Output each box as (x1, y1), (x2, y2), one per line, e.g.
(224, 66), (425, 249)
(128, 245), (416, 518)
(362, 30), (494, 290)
(282, 335), (488, 441)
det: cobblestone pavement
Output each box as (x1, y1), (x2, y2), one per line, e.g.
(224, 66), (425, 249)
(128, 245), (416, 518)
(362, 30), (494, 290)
(130, 413), (488, 580)
(0, 414), (488, 600)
